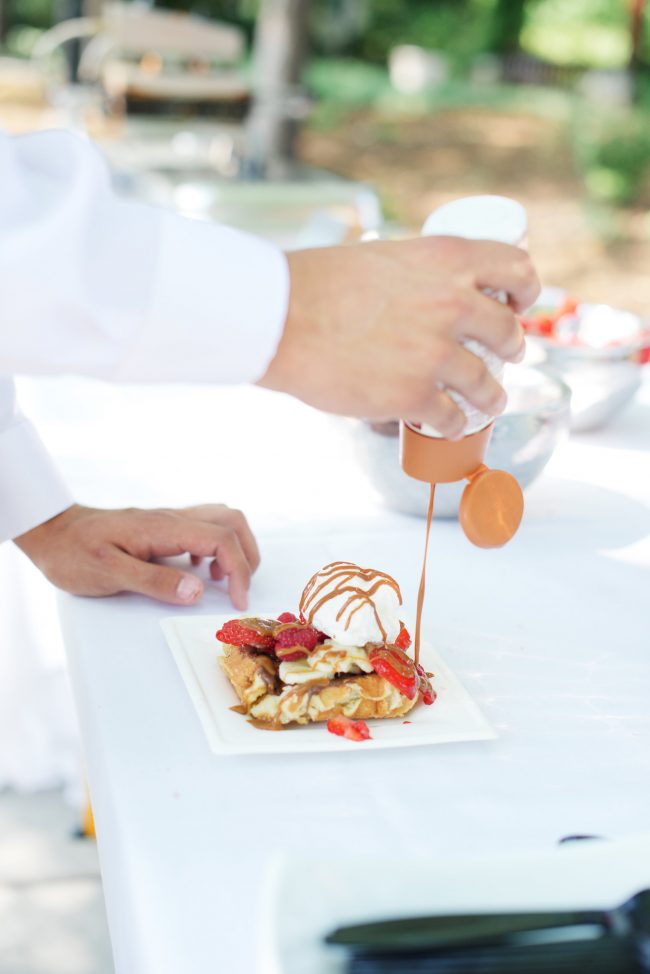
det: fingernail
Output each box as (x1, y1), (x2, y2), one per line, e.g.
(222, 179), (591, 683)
(177, 575), (202, 603)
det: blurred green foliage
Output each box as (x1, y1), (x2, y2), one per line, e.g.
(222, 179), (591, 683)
(3, 0), (650, 209)
(339, 0), (493, 69)
(573, 105), (650, 206)
(1, 0), (644, 70)
(523, 0), (630, 68)
(5, 0), (55, 31)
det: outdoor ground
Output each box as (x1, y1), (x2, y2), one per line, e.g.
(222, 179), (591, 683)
(299, 103), (650, 316)
(0, 791), (112, 974)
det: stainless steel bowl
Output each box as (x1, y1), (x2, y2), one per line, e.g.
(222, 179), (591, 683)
(347, 364), (571, 519)
(525, 287), (649, 432)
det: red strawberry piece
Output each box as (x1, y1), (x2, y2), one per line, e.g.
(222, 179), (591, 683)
(368, 645), (418, 700)
(395, 625), (411, 650)
(415, 663), (436, 706)
(327, 717), (371, 741)
(638, 345), (650, 365)
(275, 626), (321, 653)
(215, 619), (275, 651)
(277, 612), (297, 624)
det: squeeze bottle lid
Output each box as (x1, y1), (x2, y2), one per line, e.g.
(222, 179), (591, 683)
(422, 195), (528, 245)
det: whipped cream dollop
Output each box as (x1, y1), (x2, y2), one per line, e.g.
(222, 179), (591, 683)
(299, 562), (402, 648)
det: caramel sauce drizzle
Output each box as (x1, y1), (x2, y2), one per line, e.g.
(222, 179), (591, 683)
(236, 618), (312, 639)
(414, 484), (435, 665)
(299, 561), (402, 643)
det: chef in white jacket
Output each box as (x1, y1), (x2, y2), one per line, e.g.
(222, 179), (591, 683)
(1, 129), (539, 608)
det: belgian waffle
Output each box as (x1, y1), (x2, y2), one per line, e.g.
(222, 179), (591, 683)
(219, 643), (418, 727)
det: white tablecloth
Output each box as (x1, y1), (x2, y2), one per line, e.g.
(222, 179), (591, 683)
(56, 374), (649, 974)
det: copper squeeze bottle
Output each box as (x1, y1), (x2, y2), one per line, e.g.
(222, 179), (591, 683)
(400, 195), (528, 550)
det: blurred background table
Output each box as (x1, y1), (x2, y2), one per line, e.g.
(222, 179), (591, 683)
(56, 372), (649, 974)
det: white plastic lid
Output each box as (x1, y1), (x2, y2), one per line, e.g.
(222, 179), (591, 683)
(422, 195), (527, 246)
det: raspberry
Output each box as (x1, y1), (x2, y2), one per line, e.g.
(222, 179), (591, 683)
(216, 619), (275, 651)
(274, 626), (321, 653)
(421, 687), (437, 706)
(277, 612), (298, 624)
(327, 717), (371, 741)
(276, 647), (310, 662)
(416, 663), (436, 706)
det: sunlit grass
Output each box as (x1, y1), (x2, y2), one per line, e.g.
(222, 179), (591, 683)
(522, 23), (630, 69)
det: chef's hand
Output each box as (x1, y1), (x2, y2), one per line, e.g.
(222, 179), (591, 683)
(14, 503), (260, 610)
(260, 237), (539, 439)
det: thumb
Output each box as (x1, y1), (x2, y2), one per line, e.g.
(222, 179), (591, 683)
(114, 552), (204, 605)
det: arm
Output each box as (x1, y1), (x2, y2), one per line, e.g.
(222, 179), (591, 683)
(0, 128), (538, 430)
(0, 129), (289, 384)
(1, 129), (287, 606)
(2, 129), (539, 608)
(0, 377), (258, 608)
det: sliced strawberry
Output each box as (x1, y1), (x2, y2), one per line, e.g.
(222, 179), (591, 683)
(327, 716), (371, 741)
(638, 344), (650, 365)
(277, 612), (298, 624)
(215, 619), (275, 651)
(368, 645), (419, 700)
(395, 624), (411, 650)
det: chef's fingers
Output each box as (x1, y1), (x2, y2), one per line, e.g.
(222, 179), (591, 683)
(409, 388), (467, 441)
(127, 516), (254, 609)
(106, 548), (205, 606)
(433, 340), (507, 417)
(465, 240), (540, 313)
(181, 504), (261, 572)
(453, 289), (526, 363)
(209, 560), (226, 582)
(153, 520), (252, 610)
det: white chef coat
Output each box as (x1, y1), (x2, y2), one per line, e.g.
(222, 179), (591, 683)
(0, 129), (289, 542)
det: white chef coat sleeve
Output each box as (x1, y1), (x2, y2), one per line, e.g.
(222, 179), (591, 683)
(0, 128), (291, 541)
(0, 378), (74, 542)
(0, 129), (290, 384)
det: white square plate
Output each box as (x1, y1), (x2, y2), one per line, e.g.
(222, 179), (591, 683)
(161, 614), (496, 756)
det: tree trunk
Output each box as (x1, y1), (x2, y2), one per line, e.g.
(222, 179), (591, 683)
(0, 0), (7, 42)
(629, 0), (646, 101)
(244, 0), (311, 177)
(54, 0), (84, 79)
(489, 0), (527, 55)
